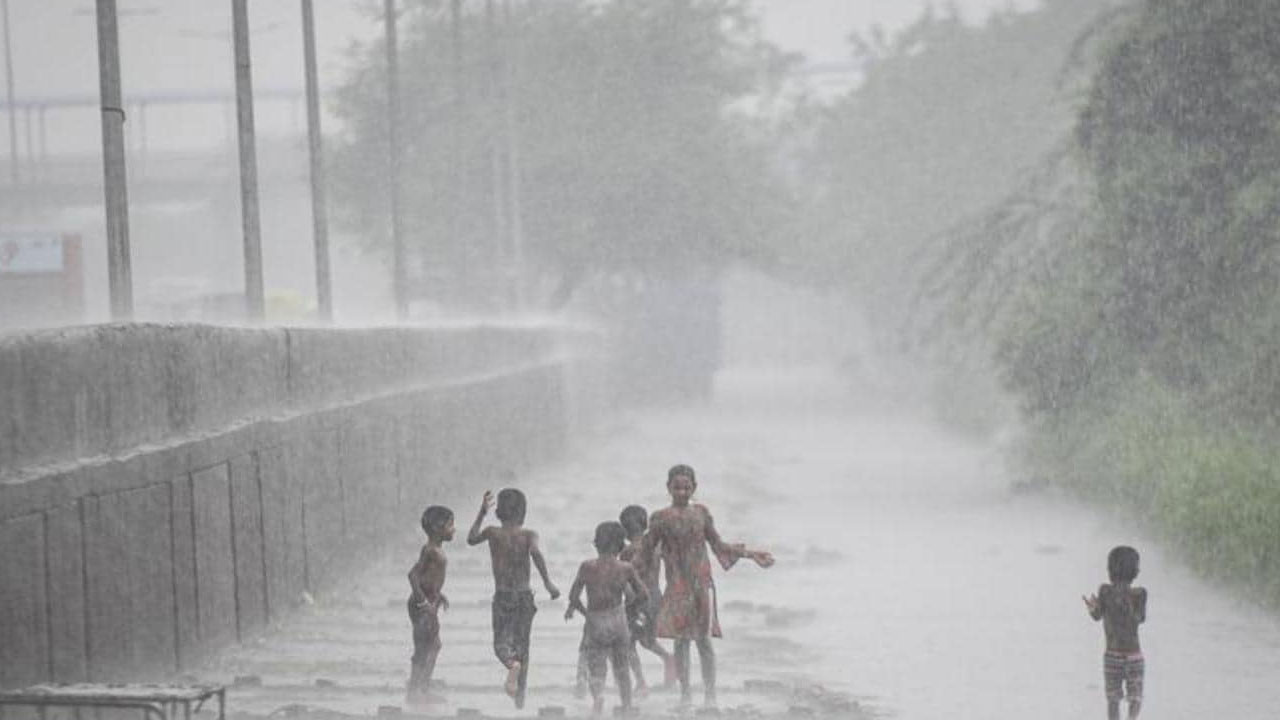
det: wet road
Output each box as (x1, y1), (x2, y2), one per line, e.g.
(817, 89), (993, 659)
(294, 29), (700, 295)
(203, 369), (1280, 720)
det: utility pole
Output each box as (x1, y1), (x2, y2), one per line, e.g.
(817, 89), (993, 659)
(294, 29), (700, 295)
(450, 0), (466, 295)
(95, 0), (133, 319)
(385, 0), (407, 320)
(301, 0), (333, 322)
(484, 0), (507, 297)
(232, 0), (265, 321)
(3, 0), (19, 185)
(500, 0), (525, 310)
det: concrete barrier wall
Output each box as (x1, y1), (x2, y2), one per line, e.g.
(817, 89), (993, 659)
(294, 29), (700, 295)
(0, 323), (601, 688)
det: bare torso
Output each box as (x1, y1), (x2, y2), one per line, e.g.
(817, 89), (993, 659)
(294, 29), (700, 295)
(577, 557), (642, 612)
(485, 526), (536, 592)
(409, 544), (447, 605)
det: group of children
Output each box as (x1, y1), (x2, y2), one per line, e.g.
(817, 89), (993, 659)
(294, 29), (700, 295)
(407, 464), (1149, 719)
(406, 464), (774, 715)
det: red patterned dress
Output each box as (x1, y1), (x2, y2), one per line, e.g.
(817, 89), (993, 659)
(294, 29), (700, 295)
(642, 503), (747, 639)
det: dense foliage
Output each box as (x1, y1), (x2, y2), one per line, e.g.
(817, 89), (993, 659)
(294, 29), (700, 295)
(804, 0), (1280, 602)
(329, 0), (794, 309)
(981, 0), (1280, 603)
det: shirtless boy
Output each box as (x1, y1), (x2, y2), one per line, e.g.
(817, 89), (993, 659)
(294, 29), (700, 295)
(565, 521), (649, 716)
(406, 505), (454, 705)
(619, 504), (675, 692)
(1084, 545), (1148, 720)
(468, 488), (560, 707)
(641, 464), (774, 708)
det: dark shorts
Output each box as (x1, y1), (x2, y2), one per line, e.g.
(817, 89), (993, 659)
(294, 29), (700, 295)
(1104, 650), (1144, 702)
(492, 589), (537, 666)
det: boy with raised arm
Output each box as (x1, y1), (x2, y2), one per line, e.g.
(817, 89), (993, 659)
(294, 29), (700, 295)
(406, 505), (454, 705)
(565, 521), (649, 716)
(468, 488), (560, 708)
(1084, 545), (1148, 720)
(641, 464), (774, 708)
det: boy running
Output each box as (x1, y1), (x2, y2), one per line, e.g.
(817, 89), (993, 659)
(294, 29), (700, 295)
(468, 489), (560, 708)
(618, 504), (675, 693)
(565, 521), (649, 716)
(641, 464), (774, 708)
(1084, 545), (1148, 720)
(406, 505), (454, 705)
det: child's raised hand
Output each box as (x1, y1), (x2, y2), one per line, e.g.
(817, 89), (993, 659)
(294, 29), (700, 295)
(481, 490), (494, 514)
(1082, 594), (1099, 613)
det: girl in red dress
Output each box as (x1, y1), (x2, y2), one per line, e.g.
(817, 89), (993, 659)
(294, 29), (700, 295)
(641, 464), (774, 707)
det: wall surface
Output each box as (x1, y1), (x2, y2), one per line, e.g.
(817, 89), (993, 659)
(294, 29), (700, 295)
(0, 323), (605, 688)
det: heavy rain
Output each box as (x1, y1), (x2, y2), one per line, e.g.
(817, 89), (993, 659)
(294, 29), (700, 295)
(3, 2), (1280, 720)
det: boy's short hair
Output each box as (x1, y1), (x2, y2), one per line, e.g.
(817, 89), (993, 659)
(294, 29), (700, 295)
(667, 464), (696, 486)
(594, 521), (627, 555)
(619, 505), (648, 536)
(421, 505), (454, 537)
(495, 488), (527, 524)
(1107, 545), (1140, 584)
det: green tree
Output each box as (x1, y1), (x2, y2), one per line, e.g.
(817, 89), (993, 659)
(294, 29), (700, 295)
(328, 0), (794, 309)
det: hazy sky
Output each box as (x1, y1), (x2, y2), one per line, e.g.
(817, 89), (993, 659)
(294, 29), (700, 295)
(1, 0), (1038, 151)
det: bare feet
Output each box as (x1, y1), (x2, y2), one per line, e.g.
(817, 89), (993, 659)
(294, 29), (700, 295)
(703, 690), (717, 709)
(591, 697), (604, 717)
(633, 682), (650, 699)
(504, 662), (521, 698)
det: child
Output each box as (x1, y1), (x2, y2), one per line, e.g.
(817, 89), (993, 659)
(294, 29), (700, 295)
(406, 505), (454, 705)
(565, 521), (649, 716)
(618, 504), (675, 693)
(467, 488), (560, 708)
(1083, 545), (1148, 720)
(641, 464), (774, 708)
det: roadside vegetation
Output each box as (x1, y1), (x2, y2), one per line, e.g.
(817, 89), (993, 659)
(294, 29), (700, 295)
(330, 0), (1280, 605)
(817, 0), (1280, 606)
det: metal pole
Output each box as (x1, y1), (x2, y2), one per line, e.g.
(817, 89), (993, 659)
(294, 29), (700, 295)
(450, 0), (466, 294)
(384, 0), (407, 320)
(301, 0), (333, 322)
(484, 0), (506, 288)
(95, 0), (133, 319)
(232, 0), (265, 321)
(501, 0), (525, 310)
(2, 0), (18, 185)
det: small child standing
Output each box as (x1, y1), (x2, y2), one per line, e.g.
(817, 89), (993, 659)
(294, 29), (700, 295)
(468, 489), (561, 708)
(618, 504), (675, 693)
(406, 505), (454, 705)
(565, 521), (649, 716)
(1084, 545), (1148, 720)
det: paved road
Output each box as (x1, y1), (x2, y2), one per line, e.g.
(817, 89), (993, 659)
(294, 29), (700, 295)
(202, 369), (1280, 720)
